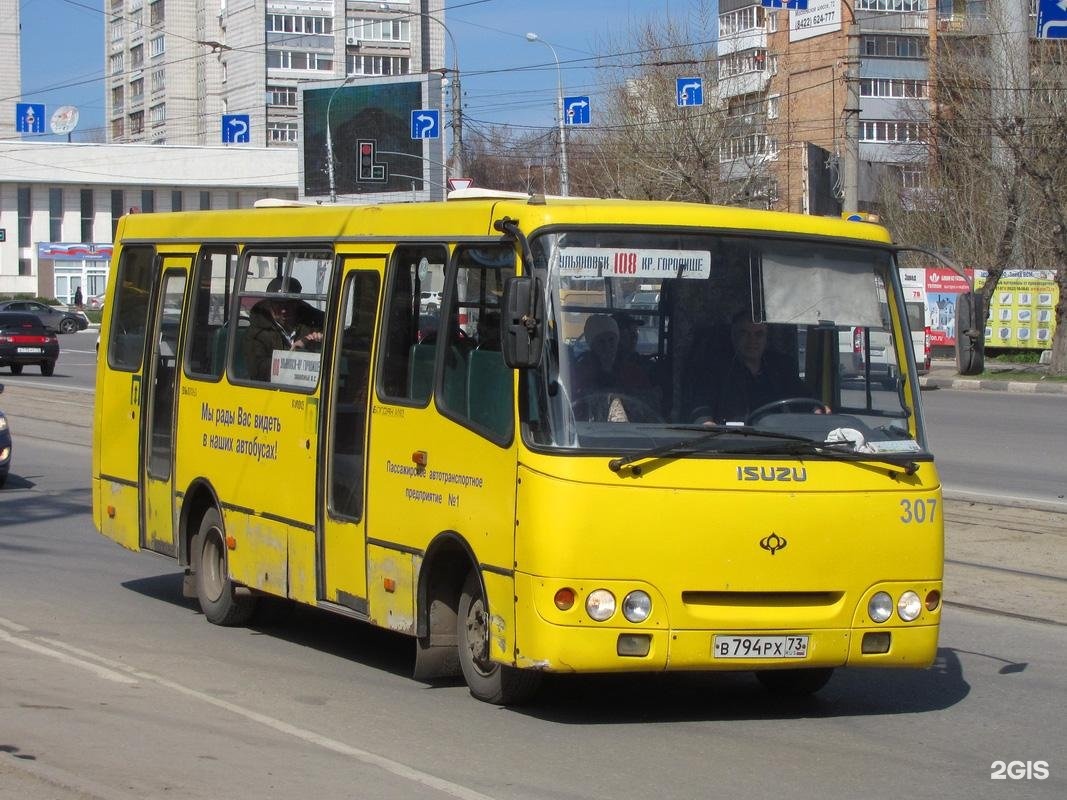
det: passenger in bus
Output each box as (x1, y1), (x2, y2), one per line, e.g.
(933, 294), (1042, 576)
(572, 314), (620, 398)
(610, 312), (652, 390)
(244, 276), (323, 380)
(704, 311), (822, 423)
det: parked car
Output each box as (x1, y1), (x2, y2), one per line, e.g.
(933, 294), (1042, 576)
(0, 312), (60, 375)
(905, 300), (931, 375)
(87, 293), (106, 310)
(0, 300), (89, 334)
(839, 325), (897, 386)
(0, 383), (10, 488)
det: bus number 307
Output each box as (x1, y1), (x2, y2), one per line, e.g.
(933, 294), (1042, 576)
(900, 498), (937, 524)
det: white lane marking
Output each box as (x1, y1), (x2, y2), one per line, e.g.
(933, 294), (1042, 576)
(0, 629), (138, 685)
(3, 627), (499, 800)
(0, 615), (30, 632)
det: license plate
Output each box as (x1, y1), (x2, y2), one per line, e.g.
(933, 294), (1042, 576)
(713, 635), (809, 659)
(16, 347), (43, 354)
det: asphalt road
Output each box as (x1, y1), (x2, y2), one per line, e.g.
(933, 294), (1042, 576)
(1, 384), (1064, 800)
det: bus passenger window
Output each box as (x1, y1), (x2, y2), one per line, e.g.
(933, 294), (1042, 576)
(108, 245), (155, 371)
(186, 248), (238, 379)
(378, 245), (447, 404)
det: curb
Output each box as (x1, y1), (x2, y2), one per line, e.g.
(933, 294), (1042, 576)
(918, 375), (1067, 394)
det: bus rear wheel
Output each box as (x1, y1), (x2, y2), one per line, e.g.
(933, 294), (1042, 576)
(194, 508), (256, 626)
(755, 667), (834, 696)
(457, 570), (541, 705)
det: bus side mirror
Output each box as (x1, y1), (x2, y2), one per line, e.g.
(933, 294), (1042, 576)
(501, 276), (544, 369)
(955, 292), (985, 376)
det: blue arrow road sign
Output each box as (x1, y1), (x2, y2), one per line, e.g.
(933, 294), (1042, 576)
(563, 96), (590, 126)
(16, 103), (46, 134)
(411, 109), (440, 139)
(676, 77), (704, 107)
(760, 0), (808, 8)
(222, 114), (251, 143)
(1037, 0), (1067, 38)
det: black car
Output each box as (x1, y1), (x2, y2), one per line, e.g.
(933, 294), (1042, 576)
(0, 300), (89, 334)
(0, 383), (10, 488)
(0, 312), (60, 375)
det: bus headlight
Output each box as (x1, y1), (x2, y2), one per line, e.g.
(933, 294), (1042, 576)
(897, 591), (922, 621)
(868, 592), (893, 623)
(621, 591), (652, 623)
(586, 589), (616, 621)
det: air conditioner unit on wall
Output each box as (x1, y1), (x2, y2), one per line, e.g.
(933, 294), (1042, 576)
(346, 36), (361, 46)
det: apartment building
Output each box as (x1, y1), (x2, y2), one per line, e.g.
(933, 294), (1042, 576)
(717, 0), (934, 214)
(0, 0), (21, 141)
(105, 0), (445, 147)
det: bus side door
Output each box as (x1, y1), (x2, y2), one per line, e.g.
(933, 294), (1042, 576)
(142, 258), (191, 556)
(320, 259), (383, 612)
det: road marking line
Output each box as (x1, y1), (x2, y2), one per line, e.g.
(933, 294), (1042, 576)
(0, 615), (30, 632)
(2, 628), (499, 800)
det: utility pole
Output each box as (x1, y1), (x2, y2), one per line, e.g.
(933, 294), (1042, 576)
(841, 7), (861, 214)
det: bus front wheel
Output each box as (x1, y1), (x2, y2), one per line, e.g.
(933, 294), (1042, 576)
(457, 570), (541, 705)
(194, 508), (256, 626)
(755, 667), (833, 696)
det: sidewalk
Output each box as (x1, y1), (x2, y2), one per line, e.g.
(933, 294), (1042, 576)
(919, 358), (1067, 394)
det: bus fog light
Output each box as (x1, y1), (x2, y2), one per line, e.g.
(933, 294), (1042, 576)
(617, 634), (651, 657)
(586, 589), (616, 621)
(925, 589), (941, 611)
(622, 591), (652, 623)
(897, 591), (922, 621)
(868, 592), (893, 623)
(553, 587), (576, 611)
(861, 632), (891, 654)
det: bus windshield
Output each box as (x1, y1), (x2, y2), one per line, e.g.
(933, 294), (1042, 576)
(523, 230), (925, 457)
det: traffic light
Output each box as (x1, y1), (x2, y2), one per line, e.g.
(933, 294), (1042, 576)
(357, 139), (387, 183)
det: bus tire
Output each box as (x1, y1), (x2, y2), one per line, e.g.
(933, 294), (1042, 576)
(457, 570), (541, 705)
(755, 667), (834, 696)
(194, 508), (256, 627)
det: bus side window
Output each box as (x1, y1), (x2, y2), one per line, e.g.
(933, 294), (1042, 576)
(186, 248), (238, 379)
(378, 245), (448, 404)
(108, 245), (155, 371)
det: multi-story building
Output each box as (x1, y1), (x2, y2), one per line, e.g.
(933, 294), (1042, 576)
(105, 0), (445, 147)
(717, 0), (934, 214)
(0, 0), (21, 141)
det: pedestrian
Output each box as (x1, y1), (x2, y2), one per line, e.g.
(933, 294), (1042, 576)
(74, 287), (83, 310)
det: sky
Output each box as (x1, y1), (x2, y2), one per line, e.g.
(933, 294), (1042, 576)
(16, 0), (717, 143)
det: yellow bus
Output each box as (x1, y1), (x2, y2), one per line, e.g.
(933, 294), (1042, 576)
(92, 194), (943, 704)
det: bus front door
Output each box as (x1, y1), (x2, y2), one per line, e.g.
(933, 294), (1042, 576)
(141, 263), (189, 556)
(320, 265), (381, 613)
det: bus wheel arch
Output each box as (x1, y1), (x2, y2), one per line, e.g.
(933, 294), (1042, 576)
(412, 531), (471, 682)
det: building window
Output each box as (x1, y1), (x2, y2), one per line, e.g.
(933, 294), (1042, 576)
(150, 0), (164, 25)
(141, 189), (155, 213)
(856, 0), (927, 9)
(81, 189), (95, 242)
(348, 17), (410, 42)
(17, 186), (31, 247)
(150, 103), (166, 124)
(860, 120), (926, 142)
(112, 85), (124, 113)
(268, 85), (298, 107)
(151, 68), (165, 92)
(19, 259), (32, 277)
(110, 52), (124, 75)
(111, 189), (124, 239)
(267, 122), (299, 143)
(719, 134), (778, 163)
(861, 78), (929, 98)
(899, 167), (925, 189)
(171, 190), (183, 211)
(49, 188), (64, 242)
(863, 35), (927, 59)
(150, 35), (165, 57)
(110, 17), (123, 42)
(268, 50), (334, 71)
(112, 117), (125, 138)
(131, 44), (144, 70)
(130, 111), (144, 134)
(767, 94), (780, 120)
(200, 191), (211, 210)
(130, 78), (144, 102)
(718, 6), (764, 37)
(266, 13), (333, 35)
(347, 55), (409, 76)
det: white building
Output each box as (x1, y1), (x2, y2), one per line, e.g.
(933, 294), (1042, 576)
(0, 141), (297, 300)
(0, 0), (21, 141)
(105, 0), (446, 147)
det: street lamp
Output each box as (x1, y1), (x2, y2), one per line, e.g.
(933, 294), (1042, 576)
(380, 3), (463, 179)
(326, 75), (355, 203)
(526, 32), (569, 196)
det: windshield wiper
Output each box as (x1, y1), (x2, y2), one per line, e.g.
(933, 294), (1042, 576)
(608, 425), (822, 473)
(608, 424), (919, 476)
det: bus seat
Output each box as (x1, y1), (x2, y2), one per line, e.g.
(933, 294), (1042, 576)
(467, 349), (511, 435)
(212, 323), (249, 378)
(408, 343), (436, 401)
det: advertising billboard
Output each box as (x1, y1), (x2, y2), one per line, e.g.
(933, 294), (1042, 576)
(300, 74), (446, 204)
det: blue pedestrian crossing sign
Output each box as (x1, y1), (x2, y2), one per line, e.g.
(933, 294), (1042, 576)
(760, 0), (808, 8)
(411, 109), (440, 139)
(1037, 0), (1067, 38)
(16, 103), (46, 134)
(563, 96), (590, 126)
(676, 77), (704, 107)
(222, 114), (251, 143)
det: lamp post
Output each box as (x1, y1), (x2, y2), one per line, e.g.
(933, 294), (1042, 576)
(525, 32), (569, 196)
(326, 75), (355, 203)
(380, 3), (463, 179)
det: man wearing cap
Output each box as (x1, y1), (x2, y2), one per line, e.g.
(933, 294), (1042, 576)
(244, 276), (324, 380)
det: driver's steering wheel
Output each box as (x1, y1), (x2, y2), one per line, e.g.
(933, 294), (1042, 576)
(745, 396), (825, 425)
(572, 391), (664, 423)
